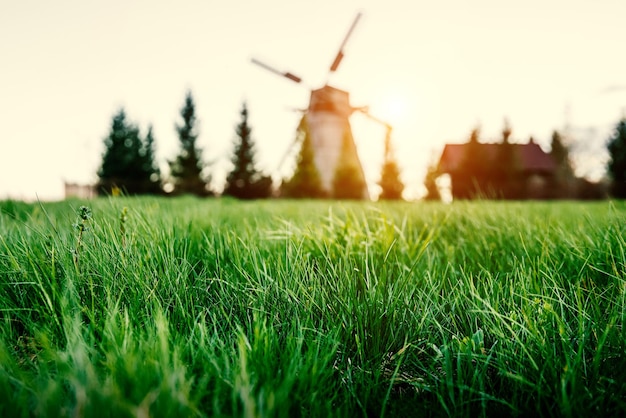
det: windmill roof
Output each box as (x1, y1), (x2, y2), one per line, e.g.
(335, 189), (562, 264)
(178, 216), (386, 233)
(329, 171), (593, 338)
(312, 84), (349, 95)
(438, 142), (556, 173)
(309, 85), (352, 117)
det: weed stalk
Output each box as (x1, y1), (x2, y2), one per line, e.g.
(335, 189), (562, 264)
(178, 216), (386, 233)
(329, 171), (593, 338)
(72, 205), (92, 268)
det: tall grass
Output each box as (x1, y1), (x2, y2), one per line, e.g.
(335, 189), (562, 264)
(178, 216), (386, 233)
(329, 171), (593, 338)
(0, 197), (624, 417)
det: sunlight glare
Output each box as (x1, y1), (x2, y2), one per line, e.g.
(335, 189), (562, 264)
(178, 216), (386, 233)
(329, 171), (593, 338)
(373, 92), (410, 127)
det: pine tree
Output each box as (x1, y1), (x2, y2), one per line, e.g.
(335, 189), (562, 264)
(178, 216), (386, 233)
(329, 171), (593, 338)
(493, 119), (520, 199)
(457, 126), (485, 199)
(378, 129), (404, 200)
(607, 117), (626, 198)
(223, 102), (272, 199)
(98, 108), (145, 195)
(281, 115), (325, 198)
(423, 154), (441, 201)
(550, 130), (575, 198)
(138, 124), (162, 194)
(332, 127), (366, 199)
(168, 90), (211, 196)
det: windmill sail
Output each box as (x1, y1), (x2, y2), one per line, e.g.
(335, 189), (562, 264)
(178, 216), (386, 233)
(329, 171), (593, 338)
(329, 12), (362, 73)
(251, 58), (302, 84)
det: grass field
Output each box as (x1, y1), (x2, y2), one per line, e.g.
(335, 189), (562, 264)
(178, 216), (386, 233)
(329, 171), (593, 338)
(0, 197), (625, 417)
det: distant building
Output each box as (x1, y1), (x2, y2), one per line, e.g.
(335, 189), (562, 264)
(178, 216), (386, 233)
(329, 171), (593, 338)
(437, 140), (557, 200)
(64, 182), (96, 199)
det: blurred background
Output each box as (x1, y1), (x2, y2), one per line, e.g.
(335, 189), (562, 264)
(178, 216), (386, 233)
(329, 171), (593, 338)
(1, 0), (625, 201)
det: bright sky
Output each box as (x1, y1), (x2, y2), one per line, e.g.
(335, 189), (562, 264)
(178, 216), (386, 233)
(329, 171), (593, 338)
(1, 0), (625, 201)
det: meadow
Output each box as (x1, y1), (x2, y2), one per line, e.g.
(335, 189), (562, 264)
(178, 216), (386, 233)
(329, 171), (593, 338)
(0, 197), (624, 417)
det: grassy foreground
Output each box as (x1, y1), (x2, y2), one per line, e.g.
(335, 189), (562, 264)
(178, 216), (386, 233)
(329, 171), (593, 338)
(0, 197), (625, 417)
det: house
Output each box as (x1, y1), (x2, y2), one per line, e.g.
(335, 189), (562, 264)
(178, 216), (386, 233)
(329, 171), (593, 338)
(437, 139), (557, 200)
(64, 182), (96, 199)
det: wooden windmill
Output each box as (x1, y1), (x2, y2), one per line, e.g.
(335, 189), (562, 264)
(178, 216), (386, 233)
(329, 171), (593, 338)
(252, 12), (389, 200)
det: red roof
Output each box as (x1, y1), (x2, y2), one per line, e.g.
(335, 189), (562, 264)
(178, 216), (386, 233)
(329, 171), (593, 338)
(438, 142), (556, 174)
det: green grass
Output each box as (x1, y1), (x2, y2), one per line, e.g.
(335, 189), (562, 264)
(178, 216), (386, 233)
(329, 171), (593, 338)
(0, 197), (625, 417)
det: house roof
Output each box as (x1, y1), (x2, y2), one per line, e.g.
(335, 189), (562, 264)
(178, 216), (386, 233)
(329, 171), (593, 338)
(438, 142), (556, 174)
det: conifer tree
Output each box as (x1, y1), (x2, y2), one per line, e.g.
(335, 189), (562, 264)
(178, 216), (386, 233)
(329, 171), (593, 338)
(550, 130), (575, 198)
(493, 119), (520, 199)
(281, 115), (325, 198)
(377, 129), (404, 200)
(607, 117), (626, 198)
(550, 130), (574, 177)
(332, 127), (366, 199)
(223, 102), (272, 199)
(98, 108), (146, 195)
(457, 126), (485, 198)
(423, 154), (441, 201)
(139, 124), (162, 194)
(168, 91), (211, 196)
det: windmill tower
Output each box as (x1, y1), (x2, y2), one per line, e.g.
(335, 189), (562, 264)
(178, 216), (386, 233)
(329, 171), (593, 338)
(252, 13), (376, 199)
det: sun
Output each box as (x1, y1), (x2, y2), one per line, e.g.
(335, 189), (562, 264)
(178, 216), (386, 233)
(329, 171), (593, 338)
(384, 95), (409, 123)
(370, 91), (410, 128)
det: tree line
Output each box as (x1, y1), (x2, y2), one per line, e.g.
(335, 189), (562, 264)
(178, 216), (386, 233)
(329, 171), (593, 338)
(608, 118), (626, 198)
(97, 90), (405, 200)
(422, 117), (626, 200)
(98, 89), (626, 201)
(98, 91), (276, 199)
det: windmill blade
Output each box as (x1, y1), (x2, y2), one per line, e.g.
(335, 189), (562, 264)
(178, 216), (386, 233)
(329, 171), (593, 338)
(329, 12), (363, 73)
(251, 58), (302, 83)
